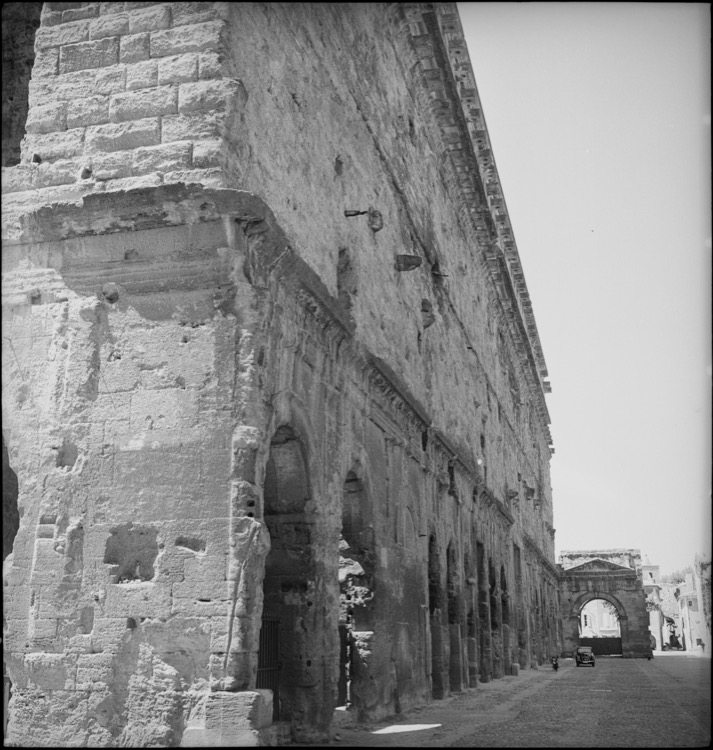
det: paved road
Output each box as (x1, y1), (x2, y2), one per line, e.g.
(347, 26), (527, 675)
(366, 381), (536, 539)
(325, 653), (711, 748)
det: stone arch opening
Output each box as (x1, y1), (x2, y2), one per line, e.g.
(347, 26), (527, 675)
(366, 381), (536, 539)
(446, 542), (463, 691)
(463, 550), (477, 684)
(488, 559), (503, 677)
(476, 542), (491, 682)
(577, 596), (623, 656)
(338, 469), (375, 717)
(428, 534), (446, 698)
(500, 566), (511, 673)
(259, 425), (316, 729)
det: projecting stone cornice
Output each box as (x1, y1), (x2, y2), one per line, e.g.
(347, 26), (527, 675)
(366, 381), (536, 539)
(394, 2), (553, 451)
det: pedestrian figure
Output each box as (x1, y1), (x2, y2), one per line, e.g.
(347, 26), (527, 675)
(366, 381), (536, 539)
(551, 656), (559, 672)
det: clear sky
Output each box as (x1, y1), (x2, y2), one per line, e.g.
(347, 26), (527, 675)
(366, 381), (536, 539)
(457, 2), (711, 574)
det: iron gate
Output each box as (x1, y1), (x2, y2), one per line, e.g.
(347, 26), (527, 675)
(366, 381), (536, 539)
(256, 616), (281, 720)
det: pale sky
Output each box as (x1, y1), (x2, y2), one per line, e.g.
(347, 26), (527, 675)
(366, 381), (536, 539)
(457, 2), (711, 574)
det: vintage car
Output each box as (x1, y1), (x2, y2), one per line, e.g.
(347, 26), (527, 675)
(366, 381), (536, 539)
(575, 646), (596, 667)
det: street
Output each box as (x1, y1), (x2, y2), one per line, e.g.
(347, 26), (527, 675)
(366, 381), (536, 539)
(325, 653), (711, 748)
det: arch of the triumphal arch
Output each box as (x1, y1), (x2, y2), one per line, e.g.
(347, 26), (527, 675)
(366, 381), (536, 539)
(558, 550), (651, 658)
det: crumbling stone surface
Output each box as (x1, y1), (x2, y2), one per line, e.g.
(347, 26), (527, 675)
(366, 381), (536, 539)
(2, 2), (560, 746)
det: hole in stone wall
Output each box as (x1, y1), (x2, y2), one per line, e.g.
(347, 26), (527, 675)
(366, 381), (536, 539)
(55, 439), (78, 469)
(175, 536), (206, 553)
(78, 606), (94, 634)
(126, 617), (137, 629)
(63, 522), (84, 578)
(104, 524), (158, 583)
(101, 283), (120, 304)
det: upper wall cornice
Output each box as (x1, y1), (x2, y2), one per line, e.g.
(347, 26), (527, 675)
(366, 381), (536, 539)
(394, 2), (553, 450)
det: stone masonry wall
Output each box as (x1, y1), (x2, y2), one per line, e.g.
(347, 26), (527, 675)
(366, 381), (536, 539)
(2, 3), (559, 746)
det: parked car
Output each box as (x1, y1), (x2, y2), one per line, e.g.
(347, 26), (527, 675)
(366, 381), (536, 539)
(575, 646), (595, 667)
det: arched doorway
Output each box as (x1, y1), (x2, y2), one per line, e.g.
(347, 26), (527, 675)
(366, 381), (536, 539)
(578, 597), (623, 655)
(500, 566), (511, 674)
(428, 534), (446, 698)
(258, 426), (316, 731)
(338, 470), (375, 719)
(446, 542), (463, 692)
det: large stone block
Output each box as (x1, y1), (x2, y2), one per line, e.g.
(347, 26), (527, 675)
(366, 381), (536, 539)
(89, 12), (130, 40)
(161, 111), (227, 143)
(110, 85), (177, 123)
(21, 128), (85, 162)
(192, 139), (223, 169)
(32, 47), (60, 78)
(60, 37), (120, 74)
(91, 149), (134, 180)
(133, 141), (193, 174)
(66, 95), (111, 129)
(35, 19), (91, 49)
(149, 20), (225, 58)
(158, 53), (199, 85)
(126, 59), (159, 90)
(25, 102), (67, 135)
(129, 4), (171, 34)
(85, 117), (161, 152)
(103, 581), (173, 619)
(177, 79), (245, 114)
(171, 2), (223, 27)
(204, 690), (273, 731)
(163, 167), (226, 188)
(36, 159), (80, 188)
(94, 63), (128, 94)
(120, 31), (151, 63)
(198, 51), (224, 80)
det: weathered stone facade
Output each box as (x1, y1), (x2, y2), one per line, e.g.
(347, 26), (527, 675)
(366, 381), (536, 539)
(2, 3), (559, 745)
(558, 549), (651, 659)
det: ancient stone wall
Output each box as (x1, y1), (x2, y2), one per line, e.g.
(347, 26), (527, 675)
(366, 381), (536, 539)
(2, 2), (559, 745)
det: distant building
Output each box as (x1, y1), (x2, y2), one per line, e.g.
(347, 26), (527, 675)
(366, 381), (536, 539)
(642, 560), (664, 650)
(677, 555), (711, 654)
